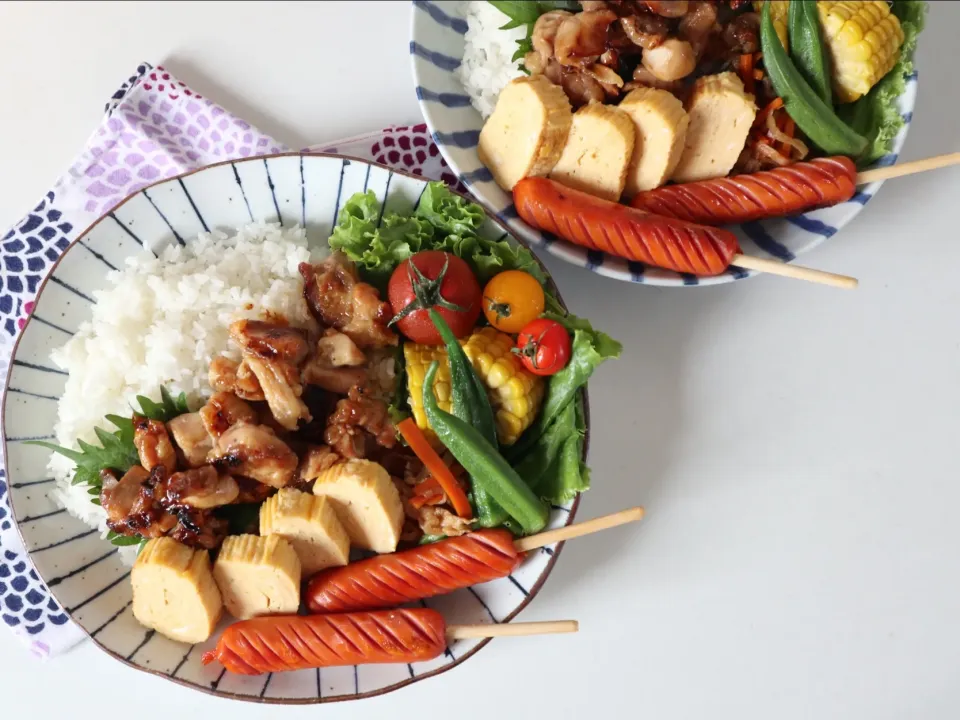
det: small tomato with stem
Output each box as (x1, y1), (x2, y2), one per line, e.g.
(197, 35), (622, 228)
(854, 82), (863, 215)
(482, 270), (546, 334)
(515, 318), (571, 376)
(388, 251), (481, 344)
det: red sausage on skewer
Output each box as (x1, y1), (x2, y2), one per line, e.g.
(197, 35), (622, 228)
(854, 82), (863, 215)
(202, 609), (447, 675)
(630, 156), (858, 226)
(512, 177), (740, 276)
(306, 529), (521, 614)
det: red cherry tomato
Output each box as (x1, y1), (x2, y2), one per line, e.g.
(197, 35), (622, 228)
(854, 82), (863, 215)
(515, 319), (571, 376)
(388, 251), (481, 344)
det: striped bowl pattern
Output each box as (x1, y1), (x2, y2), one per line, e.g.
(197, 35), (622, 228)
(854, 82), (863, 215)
(410, 0), (918, 286)
(3, 154), (581, 703)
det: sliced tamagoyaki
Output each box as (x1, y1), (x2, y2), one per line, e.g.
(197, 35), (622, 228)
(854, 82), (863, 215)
(549, 103), (636, 201)
(478, 75), (573, 191)
(671, 72), (757, 184)
(619, 87), (690, 196)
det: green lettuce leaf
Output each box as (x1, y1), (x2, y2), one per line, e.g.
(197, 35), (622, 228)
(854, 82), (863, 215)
(328, 191), (434, 287)
(506, 312), (621, 490)
(432, 231), (547, 285)
(840, 0), (927, 166)
(415, 181), (485, 237)
(329, 182), (547, 286)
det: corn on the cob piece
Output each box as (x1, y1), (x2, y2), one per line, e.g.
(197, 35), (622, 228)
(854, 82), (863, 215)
(404, 327), (545, 446)
(818, 1), (904, 103)
(754, 0), (790, 51)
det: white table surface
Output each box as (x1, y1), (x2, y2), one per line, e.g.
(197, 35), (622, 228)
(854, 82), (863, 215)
(1, 1), (958, 717)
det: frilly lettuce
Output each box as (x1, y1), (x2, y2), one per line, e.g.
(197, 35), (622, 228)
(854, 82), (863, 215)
(840, 0), (927, 167)
(328, 182), (545, 286)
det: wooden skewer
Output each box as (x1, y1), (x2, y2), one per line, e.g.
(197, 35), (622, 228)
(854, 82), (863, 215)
(731, 253), (858, 290)
(857, 151), (960, 185)
(734, 152), (960, 288)
(514, 506), (645, 553)
(447, 619), (578, 640)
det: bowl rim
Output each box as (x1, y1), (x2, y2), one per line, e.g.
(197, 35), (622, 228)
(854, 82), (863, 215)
(3, 150), (589, 704)
(409, 0), (918, 287)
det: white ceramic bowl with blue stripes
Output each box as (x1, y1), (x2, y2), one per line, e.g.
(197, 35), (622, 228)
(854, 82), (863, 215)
(3, 153), (583, 703)
(410, 0), (918, 286)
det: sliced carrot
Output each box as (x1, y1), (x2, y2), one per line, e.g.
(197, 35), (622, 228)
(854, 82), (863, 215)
(778, 116), (796, 156)
(410, 491), (445, 510)
(753, 69), (764, 81)
(739, 54), (755, 94)
(413, 476), (442, 497)
(397, 418), (473, 519)
(754, 97), (784, 127)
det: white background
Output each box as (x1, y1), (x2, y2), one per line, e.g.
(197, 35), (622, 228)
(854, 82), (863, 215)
(0, 1), (958, 718)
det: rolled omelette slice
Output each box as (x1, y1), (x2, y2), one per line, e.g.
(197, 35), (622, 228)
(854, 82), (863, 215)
(671, 72), (757, 184)
(132, 537), (223, 643)
(213, 534), (301, 620)
(478, 75), (572, 191)
(619, 87), (689, 196)
(549, 103), (635, 202)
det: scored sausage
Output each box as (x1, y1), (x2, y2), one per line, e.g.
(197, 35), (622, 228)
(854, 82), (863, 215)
(201, 609), (447, 675)
(307, 528), (521, 614)
(513, 177), (739, 276)
(630, 156), (858, 226)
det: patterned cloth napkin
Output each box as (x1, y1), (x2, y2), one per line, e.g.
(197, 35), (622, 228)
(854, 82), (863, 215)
(0, 62), (459, 659)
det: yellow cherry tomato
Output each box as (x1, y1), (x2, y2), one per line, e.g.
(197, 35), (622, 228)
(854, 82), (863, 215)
(482, 270), (545, 334)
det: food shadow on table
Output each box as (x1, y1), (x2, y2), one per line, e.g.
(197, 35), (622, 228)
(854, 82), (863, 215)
(527, 254), (700, 596)
(159, 56), (306, 151)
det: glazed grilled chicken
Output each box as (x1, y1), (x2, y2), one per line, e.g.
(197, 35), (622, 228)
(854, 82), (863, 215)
(158, 466), (240, 509)
(324, 385), (397, 458)
(100, 466), (176, 538)
(297, 444), (341, 484)
(302, 329), (369, 394)
(133, 416), (178, 474)
(317, 329), (366, 367)
(243, 355), (310, 431)
(229, 319), (309, 364)
(214, 423), (299, 488)
(209, 356), (265, 401)
(101, 466), (230, 548)
(168, 507), (229, 550)
(167, 412), (214, 468)
(554, 9), (618, 66)
(299, 254), (397, 350)
(229, 320), (311, 430)
(200, 392), (259, 438)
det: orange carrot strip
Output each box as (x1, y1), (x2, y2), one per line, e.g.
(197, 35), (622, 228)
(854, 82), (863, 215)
(397, 419), (472, 519)
(754, 97), (784, 127)
(779, 116), (796, 156)
(413, 476), (442, 497)
(739, 54), (755, 94)
(753, 69), (764, 80)
(410, 492), (445, 510)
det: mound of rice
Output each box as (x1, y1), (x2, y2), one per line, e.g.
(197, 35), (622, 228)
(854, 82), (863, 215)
(49, 223), (323, 556)
(458, 1), (525, 118)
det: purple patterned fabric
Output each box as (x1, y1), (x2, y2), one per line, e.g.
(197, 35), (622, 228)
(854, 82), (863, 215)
(57, 65), (285, 217)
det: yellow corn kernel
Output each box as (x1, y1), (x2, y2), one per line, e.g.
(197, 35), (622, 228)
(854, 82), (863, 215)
(755, 1), (790, 51)
(818, 1), (904, 103)
(403, 327), (544, 446)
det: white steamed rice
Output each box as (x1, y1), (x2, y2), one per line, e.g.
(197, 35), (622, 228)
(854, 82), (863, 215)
(457, 1), (526, 118)
(49, 223), (323, 560)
